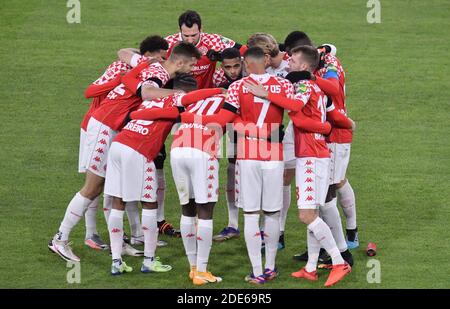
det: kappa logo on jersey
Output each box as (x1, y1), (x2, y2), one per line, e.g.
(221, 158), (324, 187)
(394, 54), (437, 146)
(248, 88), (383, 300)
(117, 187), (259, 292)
(305, 186), (314, 192)
(305, 177), (314, 183)
(145, 185), (153, 190)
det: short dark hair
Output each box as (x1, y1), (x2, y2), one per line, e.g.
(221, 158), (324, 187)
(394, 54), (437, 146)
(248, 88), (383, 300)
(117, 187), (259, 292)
(221, 48), (241, 60)
(171, 42), (202, 60)
(139, 35), (169, 55)
(173, 73), (198, 92)
(243, 46), (265, 60)
(178, 10), (202, 29)
(284, 31), (314, 51)
(291, 45), (319, 71)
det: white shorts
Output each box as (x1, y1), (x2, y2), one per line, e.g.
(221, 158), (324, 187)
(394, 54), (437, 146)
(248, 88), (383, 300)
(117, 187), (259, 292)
(78, 129), (87, 173)
(283, 121), (296, 169)
(170, 147), (219, 205)
(84, 118), (118, 178)
(295, 157), (330, 209)
(104, 142), (157, 202)
(328, 143), (351, 185)
(235, 159), (284, 212)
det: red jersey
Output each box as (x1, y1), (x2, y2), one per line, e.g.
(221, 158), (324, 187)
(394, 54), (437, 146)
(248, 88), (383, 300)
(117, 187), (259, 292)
(316, 54), (352, 144)
(292, 80), (330, 158)
(114, 93), (184, 161)
(91, 62), (170, 131)
(226, 74), (294, 161)
(80, 61), (131, 131)
(171, 94), (226, 157)
(212, 68), (229, 88)
(165, 32), (235, 89)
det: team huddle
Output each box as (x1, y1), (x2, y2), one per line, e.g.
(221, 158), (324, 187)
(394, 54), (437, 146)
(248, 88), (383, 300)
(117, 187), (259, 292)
(48, 10), (359, 287)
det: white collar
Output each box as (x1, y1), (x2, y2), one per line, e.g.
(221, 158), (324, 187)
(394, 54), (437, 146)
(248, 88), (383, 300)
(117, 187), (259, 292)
(249, 73), (271, 84)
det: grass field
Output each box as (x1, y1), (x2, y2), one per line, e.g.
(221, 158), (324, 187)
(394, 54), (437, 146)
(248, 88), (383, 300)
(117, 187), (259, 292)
(1, 0), (449, 289)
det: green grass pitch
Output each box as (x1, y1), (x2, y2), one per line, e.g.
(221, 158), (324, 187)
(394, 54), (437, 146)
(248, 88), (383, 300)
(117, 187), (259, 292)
(0, 0), (449, 288)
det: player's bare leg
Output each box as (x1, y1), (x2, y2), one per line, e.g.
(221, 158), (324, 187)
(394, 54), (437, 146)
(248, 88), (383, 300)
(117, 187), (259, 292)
(180, 199), (198, 279)
(49, 171), (105, 262)
(193, 202), (221, 285)
(336, 178), (358, 248)
(140, 201), (171, 273)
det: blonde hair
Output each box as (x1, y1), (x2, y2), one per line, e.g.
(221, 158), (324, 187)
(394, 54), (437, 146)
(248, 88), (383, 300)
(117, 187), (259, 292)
(247, 33), (279, 57)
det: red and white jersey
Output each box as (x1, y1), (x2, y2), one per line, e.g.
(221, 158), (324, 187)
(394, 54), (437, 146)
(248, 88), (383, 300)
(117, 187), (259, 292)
(266, 52), (290, 78)
(80, 61), (131, 131)
(315, 54), (352, 144)
(212, 68), (229, 88)
(171, 94), (226, 157)
(292, 80), (330, 158)
(114, 93), (184, 161)
(226, 73), (294, 161)
(165, 32), (236, 89)
(91, 62), (170, 131)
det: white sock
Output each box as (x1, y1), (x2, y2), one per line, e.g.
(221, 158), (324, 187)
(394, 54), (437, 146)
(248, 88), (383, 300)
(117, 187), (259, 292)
(308, 217), (344, 265)
(244, 213), (263, 277)
(280, 185), (291, 233)
(126, 201), (142, 238)
(226, 163), (239, 229)
(263, 212), (280, 270)
(142, 209), (158, 263)
(180, 215), (197, 267)
(84, 196), (99, 239)
(103, 194), (113, 223)
(58, 192), (91, 241)
(196, 219), (213, 272)
(337, 180), (357, 230)
(108, 209), (124, 260)
(156, 169), (166, 222)
(305, 229), (321, 272)
(320, 198), (348, 252)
